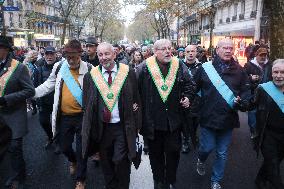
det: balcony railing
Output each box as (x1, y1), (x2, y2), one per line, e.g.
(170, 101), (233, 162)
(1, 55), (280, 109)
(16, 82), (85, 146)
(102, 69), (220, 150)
(226, 17), (230, 23)
(25, 10), (65, 23)
(203, 24), (210, 30)
(239, 13), (245, 20)
(250, 10), (257, 18)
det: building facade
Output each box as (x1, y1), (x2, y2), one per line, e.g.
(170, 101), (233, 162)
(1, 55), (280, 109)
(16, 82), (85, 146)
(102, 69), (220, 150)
(1, 0), (74, 47)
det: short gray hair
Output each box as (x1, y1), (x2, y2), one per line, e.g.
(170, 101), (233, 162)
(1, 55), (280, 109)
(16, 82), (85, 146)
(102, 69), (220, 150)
(153, 39), (171, 53)
(97, 42), (114, 53)
(216, 38), (234, 48)
(272, 59), (284, 67)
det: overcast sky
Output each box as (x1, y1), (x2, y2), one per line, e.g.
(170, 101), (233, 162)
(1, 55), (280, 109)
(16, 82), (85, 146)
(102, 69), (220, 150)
(119, 1), (144, 27)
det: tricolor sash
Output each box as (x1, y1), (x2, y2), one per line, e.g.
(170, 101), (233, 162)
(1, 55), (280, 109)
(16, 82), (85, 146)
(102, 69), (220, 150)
(0, 59), (20, 97)
(260, 81), (284, 113)
(90, 63), (129, 112)
(202, 62), (236, 108)
(146, 56), (179, 103)
(59, 61), (82, 106)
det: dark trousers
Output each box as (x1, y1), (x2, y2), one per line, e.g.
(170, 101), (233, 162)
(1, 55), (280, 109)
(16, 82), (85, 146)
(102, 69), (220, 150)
(99, 122), (130, 189)
(58, 114), (87, 182)
(257, 130), (284, 189)
(182, 116), (199, 139)
(148, 129), (181, 184)
(7, 138), (26, 182)
(39, 110), (53, 140)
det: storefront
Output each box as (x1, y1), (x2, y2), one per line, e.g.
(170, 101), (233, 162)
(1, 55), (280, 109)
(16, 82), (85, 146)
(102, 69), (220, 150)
(201, 28), (255, 66)
(33, 34), (56, 47)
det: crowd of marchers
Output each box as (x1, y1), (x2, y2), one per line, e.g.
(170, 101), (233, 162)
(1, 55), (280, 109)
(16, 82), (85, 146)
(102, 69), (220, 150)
(0, 35), (283, 189)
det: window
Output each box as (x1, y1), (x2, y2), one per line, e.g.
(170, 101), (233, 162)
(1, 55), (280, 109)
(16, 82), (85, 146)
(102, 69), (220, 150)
(241, 1), (245, 14)
(18, 14), (22, 27)
(9, 13), (14, 27)
(234, 3), (238, 16)
(7, 0), (14, 6)
(253, 0), (258, 11)
(227, 6), (230, 18)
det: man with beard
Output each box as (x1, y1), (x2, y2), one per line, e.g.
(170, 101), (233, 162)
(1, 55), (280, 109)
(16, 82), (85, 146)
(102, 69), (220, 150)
(34, 46), (60, 152)
(34, 40), (92, 189)
(194, 38), (251, 189)
(253, 59), (284, 189)
(244, 47), (272, 138)
(82, 36), (100, 67)
(181, 45), (202, 153)
(137, 39), (195, 189)
(81, 42), (141, 189)
(0, 36), (35, 189)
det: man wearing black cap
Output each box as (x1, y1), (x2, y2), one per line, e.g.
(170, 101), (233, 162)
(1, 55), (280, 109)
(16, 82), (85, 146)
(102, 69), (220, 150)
(82, 36), (100, 67)
(0, 36), (35, 189)
(34, 40), (92, 189)
(34, 46), (60, 152)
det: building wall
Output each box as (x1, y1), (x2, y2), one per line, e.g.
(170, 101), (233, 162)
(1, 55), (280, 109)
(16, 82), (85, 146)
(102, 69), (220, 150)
(2, 0), (73, 47)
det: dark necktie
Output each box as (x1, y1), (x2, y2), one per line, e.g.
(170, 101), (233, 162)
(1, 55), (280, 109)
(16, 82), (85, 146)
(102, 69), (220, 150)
(103, 70), (112, 123)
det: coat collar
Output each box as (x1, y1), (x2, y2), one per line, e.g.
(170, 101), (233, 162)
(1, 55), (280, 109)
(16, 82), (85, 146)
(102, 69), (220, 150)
(0, 55), (13, 77)
(78, 60), (88, 75)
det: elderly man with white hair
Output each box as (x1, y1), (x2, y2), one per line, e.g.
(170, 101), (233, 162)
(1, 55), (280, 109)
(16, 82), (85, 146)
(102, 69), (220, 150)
(137, 39), (196, 189)
(252, 59), (284, 189)
(193, 38), (251, 189)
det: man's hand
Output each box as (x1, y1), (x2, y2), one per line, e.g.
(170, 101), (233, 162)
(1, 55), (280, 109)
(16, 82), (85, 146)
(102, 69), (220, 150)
(251, 74), (259, 82)
(180, 97), (190, 108)
(234, 96), (241, 105)
(133, 103), (138, 112)
(0, 97), (6, 106)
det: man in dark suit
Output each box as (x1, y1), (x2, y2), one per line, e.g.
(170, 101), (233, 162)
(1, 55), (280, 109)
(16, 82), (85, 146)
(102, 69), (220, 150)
(137, 39), (196, 189)
(81, 42), (141, 189)
(0, 36), (35, 189)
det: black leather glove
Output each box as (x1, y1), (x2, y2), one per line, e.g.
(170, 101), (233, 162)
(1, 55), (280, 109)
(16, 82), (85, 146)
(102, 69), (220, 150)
(0, 97), (7, 106)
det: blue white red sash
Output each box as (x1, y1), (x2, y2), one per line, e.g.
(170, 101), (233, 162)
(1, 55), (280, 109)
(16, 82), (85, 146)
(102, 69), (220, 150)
(260, 81), (284, 113)
(202, 62), (236, 108)
(60, 61), (82, 106)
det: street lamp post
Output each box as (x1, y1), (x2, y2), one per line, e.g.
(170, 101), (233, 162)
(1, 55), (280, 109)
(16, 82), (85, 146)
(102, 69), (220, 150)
(0, 0), (6, 36)
(209, 2), (216, 56)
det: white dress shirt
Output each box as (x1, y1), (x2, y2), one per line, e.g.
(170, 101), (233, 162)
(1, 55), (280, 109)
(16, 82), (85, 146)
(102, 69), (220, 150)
(101, 64), (120, 123)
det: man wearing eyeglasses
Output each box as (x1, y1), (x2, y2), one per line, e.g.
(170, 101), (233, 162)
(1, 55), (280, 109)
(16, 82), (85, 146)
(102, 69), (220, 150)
(194, 38), (251, 189)
(137, 39), (196, 189)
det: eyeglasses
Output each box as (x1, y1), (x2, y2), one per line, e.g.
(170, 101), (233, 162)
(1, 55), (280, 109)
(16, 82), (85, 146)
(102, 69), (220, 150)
(221, 46), (234, 50)
(156, 47), (172, 52)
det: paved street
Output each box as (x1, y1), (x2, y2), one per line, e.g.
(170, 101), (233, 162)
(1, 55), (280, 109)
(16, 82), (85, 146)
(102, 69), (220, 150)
(0, 112), (283, 189)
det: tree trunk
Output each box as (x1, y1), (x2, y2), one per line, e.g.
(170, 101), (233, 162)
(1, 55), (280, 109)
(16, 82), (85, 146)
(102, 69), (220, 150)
(61, 19), (68, 45)
(265, 0), (284, 60)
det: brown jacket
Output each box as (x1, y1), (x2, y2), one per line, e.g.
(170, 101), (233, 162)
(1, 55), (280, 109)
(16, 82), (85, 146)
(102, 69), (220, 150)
(81, 63), (142, 159)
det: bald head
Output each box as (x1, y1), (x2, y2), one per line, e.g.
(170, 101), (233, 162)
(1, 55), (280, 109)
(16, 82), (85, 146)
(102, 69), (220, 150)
(216, 38), (234, 62)
(97, 42), (116, 70)
(185, 45), (198, 64)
